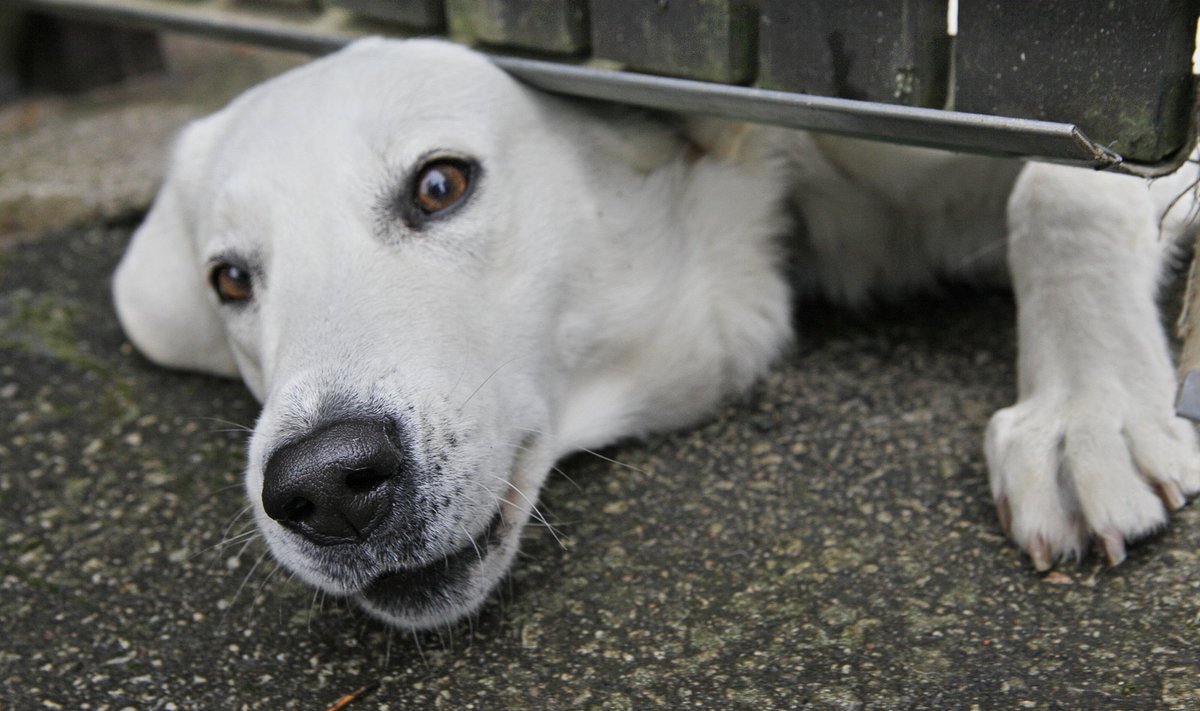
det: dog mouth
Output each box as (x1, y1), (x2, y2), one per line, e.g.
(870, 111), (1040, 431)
(259, 419), (549, 628)
(358, 508), (508, 613)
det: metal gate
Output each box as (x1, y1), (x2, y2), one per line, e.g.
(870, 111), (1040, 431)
(7, 0), (1199, 176)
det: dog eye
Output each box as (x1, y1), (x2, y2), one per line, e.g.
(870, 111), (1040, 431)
(210, 262), (254, 303)
(413, 159), (472, 216)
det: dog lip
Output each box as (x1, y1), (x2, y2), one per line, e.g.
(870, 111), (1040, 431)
(360, 508), (507, 606)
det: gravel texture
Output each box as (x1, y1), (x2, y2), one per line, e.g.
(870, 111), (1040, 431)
(3, 226), (1199, 709)
(2, 32), (1199, 711)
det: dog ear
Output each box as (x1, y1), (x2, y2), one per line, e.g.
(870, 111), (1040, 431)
(112, 121), (239, 377)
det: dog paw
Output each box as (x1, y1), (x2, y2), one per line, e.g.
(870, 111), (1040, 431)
(985, 398), (1200, 570)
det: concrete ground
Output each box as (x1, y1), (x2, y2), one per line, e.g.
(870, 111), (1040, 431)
(3, 34), (1200, 711)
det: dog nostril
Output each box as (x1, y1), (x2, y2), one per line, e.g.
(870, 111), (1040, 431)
(281, 496), (316, 523)
(344, 466), (393, 494)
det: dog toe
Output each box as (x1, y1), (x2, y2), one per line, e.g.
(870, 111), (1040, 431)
(1028, 535), (1054, 572)
(1156, 480), (1187, 512)
(1099, 529), (1127, 567)
(985, 399), (1198, 570)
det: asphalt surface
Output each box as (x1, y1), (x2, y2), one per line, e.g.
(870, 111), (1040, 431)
(2, 35), (1200, 711)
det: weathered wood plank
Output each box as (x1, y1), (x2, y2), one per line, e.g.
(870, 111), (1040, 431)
(590, 0), (755, 83)
(759, 0), (950, 108)
(327, 0), (443, 30)
(955, 0), (1199, 163)
(446, 0), (588, 54)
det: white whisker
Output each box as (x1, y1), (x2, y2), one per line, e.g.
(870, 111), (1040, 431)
(223, 548), (270, 626)
(230, 532), (258, 566)
(1159, 175), (1200, 235)
(456, 352), (533, 412)
(411, 629), (428, 668)
(192, 415), (254, 434)
(211, 481), (250, 495)
(218, 503), (254, 538)
(446, 330), (473, 404)
(195, 528), (257, 564)
(461, 524), (484, 566)
(576, 445), (649, 476)
(480, 470), (565, 549)
(547, 463), (581, 490)
(383, 626), (395, 669)
(505, 437), (582, 492)
(307, 588), (321, 634)
(510, 424), (649, 476)
(255, 558), (286, 600)
(953, 238), (1005, 271)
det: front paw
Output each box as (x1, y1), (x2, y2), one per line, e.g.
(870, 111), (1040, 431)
(985, 397), (1200, 570)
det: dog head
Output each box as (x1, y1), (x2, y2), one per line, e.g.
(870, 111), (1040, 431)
(113, 38), (793, 628)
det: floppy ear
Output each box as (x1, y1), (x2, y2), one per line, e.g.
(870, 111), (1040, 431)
(112, 122), (239, 377)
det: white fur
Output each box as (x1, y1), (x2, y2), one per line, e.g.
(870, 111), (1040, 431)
(113, 38), (1200, 629)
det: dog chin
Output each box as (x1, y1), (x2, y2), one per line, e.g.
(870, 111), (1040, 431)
(355, 439), (550, 629)
(353, 509), (518, 629)
(353, 434), (551, 629)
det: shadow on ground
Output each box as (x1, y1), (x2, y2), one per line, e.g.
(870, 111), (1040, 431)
(2, 222), (1198, 709)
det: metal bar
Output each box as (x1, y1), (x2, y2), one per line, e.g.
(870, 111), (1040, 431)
(496, 57), (1115, 165)
(7, 0), (357, 53)
(8, 0), (1193, 175)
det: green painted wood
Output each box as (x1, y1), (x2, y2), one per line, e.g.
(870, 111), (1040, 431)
(446, 0), (587, 54)
(328, 0), (443, 29)
(955, 0), (1199, 163)
(590, 0), (755, 84)
(239, 0), (318, 8)
(759, 0), (949, 108)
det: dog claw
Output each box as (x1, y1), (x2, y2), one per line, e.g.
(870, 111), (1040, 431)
(1029, 536), (1053, 572)
(995, 497), (1012, 538)
(1100, 531), (1127, 566)
(1156, 481), (1186, 511)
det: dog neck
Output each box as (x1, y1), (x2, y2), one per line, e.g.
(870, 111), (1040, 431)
(549, 126), (795, 453)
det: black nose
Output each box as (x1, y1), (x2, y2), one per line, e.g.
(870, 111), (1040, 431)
(262, 419), (403, 545)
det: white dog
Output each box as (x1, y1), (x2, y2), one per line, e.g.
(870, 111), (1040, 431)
(113, 38), (1200, 629)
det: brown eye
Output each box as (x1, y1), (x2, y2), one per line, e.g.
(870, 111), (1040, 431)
(413, 160), (472, 215)
(210, 262), (253, 303)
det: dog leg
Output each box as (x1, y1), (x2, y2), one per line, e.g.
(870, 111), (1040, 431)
(985, 163), (1200, 570)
